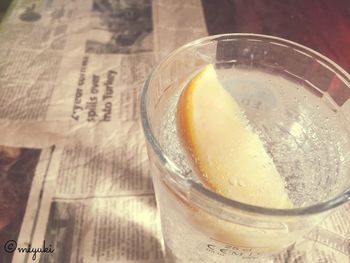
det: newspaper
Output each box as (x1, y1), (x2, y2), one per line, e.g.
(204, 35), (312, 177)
(0, 0), (349, 262)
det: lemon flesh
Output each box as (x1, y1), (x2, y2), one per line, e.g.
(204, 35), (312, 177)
(176, 64), (293, 208)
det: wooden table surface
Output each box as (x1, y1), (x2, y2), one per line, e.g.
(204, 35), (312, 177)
(201, 0), (350, 106)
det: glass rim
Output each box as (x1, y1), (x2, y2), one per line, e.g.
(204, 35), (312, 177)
(140, 33), (350, 217)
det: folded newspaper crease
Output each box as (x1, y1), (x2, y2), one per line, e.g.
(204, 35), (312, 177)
(0, 0), (348, 262)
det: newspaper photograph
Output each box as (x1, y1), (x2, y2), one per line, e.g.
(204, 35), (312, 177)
(0, 145), (55, 263)
(86, 0), (153, 54)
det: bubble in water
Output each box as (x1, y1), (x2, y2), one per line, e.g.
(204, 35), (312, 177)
(238, 180), (246, 187)
(229, 178), (246, 187)
(243, 48), (250, 55)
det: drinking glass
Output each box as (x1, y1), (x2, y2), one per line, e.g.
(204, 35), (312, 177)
(140, 34), (350, 262)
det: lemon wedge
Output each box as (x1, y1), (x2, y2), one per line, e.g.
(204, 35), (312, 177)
(176, 64), (292, 209)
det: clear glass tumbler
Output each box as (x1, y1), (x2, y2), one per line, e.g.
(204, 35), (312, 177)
(140, 34), (350, 263)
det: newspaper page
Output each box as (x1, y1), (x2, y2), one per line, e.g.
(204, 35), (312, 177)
(0, 0), (349, 263)
(0, 0), (205, 262)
